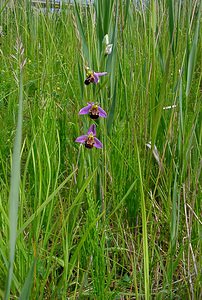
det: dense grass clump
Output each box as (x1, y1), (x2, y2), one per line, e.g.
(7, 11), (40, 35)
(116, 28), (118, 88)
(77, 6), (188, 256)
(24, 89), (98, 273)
(0, 0), (201, 299)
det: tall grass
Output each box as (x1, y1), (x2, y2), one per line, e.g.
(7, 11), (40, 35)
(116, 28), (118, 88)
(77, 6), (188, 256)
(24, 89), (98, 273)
(0, 0), (201, 298)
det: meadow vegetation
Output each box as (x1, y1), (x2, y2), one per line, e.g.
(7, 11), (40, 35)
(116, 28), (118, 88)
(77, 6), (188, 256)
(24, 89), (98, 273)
(0, 0), (201, 299)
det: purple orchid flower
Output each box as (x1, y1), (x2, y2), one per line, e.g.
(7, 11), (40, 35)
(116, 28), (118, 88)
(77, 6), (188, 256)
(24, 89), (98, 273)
(84, 70), (107, 85)
(79, 102), (107, 119)
(75, 124), (103, 149)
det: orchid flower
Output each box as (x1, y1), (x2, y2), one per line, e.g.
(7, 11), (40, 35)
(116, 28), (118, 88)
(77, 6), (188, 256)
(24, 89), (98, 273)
(75, 124), (103, 149)
(79, 102), (107, 119)
(84, 69), (107, 85)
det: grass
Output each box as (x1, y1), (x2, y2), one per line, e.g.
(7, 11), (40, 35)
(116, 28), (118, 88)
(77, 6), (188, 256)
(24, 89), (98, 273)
(0, 0), (201, 299)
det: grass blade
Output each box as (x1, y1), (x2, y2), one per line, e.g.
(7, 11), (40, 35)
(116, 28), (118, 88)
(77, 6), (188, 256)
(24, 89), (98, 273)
(4, 44), (24, 300)
(135, 136), (150, 300)
(73, 0), (90, 64)
(186, 2), (201, 96)
(18, 259), (36, 300)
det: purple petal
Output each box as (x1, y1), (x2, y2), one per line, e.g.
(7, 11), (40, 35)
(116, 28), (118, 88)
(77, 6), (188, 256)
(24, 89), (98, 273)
(87, 102), (94, 105)
(75, 135), (87, 143)
(93, 72), (107, 84)
(79, 104), (92, 115)
(98, 106), (107, 118)
(94, 72), (107, 77)
(94, 137), (103, 149)
(87, 124), (96, 136)
(93, 73), (99, 83)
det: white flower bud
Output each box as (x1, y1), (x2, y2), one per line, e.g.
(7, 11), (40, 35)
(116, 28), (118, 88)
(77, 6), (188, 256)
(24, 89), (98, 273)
(105, 44), (113, 55)
(103, 34), (109, 45)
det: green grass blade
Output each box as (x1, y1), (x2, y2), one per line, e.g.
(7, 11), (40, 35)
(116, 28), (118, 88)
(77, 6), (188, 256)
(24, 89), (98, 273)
(186, 3), (201, 96)
(107, 81), (117, 134)
(73, 0), (90, 64)
(124, 0), (131, 29)
(167, 0), (175, 54)
(18, 259), (36, 300)
(0, 0), (10, 14)
(135, 136), (150, 300)
(4, 51), (24, 300)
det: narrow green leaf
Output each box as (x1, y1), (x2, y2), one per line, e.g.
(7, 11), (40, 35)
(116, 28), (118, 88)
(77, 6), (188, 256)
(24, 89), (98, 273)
(107, 81), (117, 134)
(124, 0), (131, 29)
(4, 66), (24, 300)
(135, 136), (150, 300)
(167, 0), (175, 54)
(0, 0), (10, 14)
(19, 259), (36, 300)
(186, 6), (201, 96)
(74, 0), (90, 64)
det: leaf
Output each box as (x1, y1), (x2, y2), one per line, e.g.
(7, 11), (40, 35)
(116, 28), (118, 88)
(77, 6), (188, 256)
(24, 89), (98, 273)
(186, 6), (201, 96)
(4, 64), (24, 300)
(19, 259), (36, 300)
(73, 0), (90, 64)
(107, 81), (117, 135)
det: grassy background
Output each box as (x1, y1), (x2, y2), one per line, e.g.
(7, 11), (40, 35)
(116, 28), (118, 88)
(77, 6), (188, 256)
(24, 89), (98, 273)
(0, 0), (201, 299)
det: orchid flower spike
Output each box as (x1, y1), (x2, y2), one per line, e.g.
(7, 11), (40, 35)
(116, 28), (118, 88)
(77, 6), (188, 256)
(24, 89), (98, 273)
(75, 124), (103, 149)
(79, 102), (107, 119)
(84, 69), (107, 85)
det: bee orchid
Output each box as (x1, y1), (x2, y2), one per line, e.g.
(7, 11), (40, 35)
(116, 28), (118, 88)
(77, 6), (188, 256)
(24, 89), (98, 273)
(84, 69), (107, 85)
(79, 102), (107, 119)
(75, 124), (103, 149)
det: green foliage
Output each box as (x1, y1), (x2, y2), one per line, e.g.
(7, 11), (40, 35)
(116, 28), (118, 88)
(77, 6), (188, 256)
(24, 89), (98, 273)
(0, 0), (201, 298)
